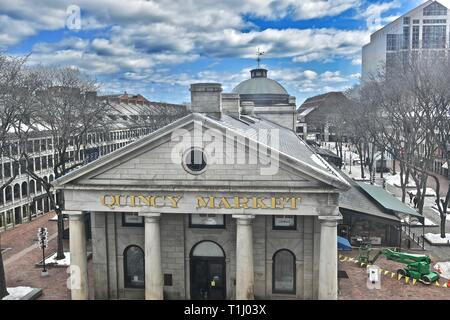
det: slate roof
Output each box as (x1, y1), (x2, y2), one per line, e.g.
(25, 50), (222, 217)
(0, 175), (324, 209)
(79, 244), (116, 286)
(54, 112), (350, 190)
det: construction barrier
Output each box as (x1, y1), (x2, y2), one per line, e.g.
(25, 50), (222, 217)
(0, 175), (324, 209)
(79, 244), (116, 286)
(338, 254), (450, 288)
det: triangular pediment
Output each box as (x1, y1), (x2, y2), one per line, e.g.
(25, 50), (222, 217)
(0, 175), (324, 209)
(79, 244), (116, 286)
(54, 114), (349, 191)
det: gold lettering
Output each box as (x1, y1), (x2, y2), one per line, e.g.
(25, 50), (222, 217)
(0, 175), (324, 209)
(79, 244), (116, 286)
(252, 197), (268, 209)
(154, 196), (165, 208)
(137, 195), (150, 206)
(217, 197), (232, 209)
(290, 197), (300, 209)
(234, 196), (249, 209)
(167, 196), (182, 208)
(101, 195), (117, 209)
(196, 196), (216, 209)
(128, 195), (136, 207)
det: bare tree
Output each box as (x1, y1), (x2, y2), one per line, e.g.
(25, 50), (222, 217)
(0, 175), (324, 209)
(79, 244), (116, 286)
(25, 66), (110, 260)
(0, 54), (41, 299)
(356, 52), (450, 237)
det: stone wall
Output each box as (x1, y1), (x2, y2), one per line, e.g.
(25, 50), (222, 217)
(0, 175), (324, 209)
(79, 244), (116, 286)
(90, 212), (321, 300)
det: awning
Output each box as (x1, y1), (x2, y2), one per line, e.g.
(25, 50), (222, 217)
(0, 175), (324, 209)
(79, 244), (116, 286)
(338, 236), (352, 251)
(355, 181), (422, 219)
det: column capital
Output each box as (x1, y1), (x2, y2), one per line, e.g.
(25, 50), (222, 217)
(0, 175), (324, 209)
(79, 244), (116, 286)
(64, 210), (84, 221)
(232, 214), (255, 225)
(140, 212), (161, 224)
(318, 215), (342, 227)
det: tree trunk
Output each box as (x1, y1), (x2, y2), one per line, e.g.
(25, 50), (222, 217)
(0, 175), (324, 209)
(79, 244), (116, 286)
(400, 163), (406, 203)
(56, 210), (65, 260)
(0, 237), (8, 299)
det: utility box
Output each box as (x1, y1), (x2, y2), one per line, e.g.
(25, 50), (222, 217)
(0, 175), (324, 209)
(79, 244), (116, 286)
(367, 265), (381, 290)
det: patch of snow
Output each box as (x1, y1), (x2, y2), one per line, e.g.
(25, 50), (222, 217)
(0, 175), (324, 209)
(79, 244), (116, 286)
(430, 207), (450, 221)
(424, 233), (450, 245)
(385, 174), (417, 188)
(402, 216), (437, 226)
(49, 214), (58, 221)
(409, 188), (436, 197)
(2, 286), (34, 300)
(43, 252), (71, 267)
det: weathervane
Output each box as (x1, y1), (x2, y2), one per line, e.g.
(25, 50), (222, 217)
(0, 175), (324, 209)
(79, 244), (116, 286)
(256, 48), (265, 68)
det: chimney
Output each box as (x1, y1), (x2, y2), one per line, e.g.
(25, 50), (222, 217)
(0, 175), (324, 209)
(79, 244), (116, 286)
(240, 101), (255, 116)
(221, 93), (240, 117)
(190, 83), (223, 118)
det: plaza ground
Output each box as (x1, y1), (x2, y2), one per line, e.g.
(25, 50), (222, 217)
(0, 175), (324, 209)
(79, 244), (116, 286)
(338, 249), (450, 300)
(1, 212), (93, 300)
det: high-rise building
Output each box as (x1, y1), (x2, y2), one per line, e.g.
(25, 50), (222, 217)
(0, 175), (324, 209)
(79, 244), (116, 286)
(362, 0), (450, 81)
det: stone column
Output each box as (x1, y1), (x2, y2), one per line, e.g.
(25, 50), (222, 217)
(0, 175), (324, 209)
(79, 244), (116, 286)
(68, 211), (89, 300)
(233, 215), (255, 300)
(141, 213), (163, 300)
(318, 215), (341, 300)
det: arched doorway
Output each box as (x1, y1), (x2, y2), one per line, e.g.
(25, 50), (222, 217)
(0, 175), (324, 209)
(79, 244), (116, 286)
(190, 241), (226, 300)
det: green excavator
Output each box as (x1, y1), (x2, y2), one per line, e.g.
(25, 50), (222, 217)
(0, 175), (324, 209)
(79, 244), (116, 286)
(358, 244), (440, 284)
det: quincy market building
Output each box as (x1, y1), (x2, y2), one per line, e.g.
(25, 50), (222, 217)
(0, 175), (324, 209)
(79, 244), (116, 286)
(55, 70), (350, 300)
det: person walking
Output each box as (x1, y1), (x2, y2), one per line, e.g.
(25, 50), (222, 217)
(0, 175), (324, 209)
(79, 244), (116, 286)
(409, 192), (414, 205)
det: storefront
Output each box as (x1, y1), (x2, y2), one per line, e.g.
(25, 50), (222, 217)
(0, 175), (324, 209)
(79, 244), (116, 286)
(54, 83), (350, 300)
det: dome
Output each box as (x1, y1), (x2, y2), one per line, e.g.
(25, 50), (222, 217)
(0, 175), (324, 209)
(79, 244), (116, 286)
(232, 68), (289, 96)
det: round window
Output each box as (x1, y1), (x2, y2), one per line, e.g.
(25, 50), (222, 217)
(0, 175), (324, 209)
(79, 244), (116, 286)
(184, 148), (207, 173)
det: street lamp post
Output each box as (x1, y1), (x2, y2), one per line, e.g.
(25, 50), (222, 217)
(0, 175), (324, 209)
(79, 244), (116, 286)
(349, 153), (352, 174)
(37, 227), (49, 277)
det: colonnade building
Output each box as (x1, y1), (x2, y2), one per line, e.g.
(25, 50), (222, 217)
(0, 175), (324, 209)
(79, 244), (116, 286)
(55, 69), (351, 300)
(0, 93), (186, 232)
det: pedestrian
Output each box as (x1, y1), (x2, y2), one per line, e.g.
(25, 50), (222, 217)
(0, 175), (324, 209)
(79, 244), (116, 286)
(409, 192), (413, 204)
(413, 196), (418, 209)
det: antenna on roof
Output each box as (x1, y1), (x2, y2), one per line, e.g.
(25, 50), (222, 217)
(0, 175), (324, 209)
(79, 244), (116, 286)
(256, 48), (265, 68)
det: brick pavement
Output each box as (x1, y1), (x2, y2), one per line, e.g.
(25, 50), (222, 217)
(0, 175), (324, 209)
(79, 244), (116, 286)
(1, 212), (94, 300)
(338, 250), (450, 300)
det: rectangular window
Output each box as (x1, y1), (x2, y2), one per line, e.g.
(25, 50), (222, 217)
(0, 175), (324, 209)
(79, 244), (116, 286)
(122, 213), (144, 227)
(3, 163), (11, 178)
(412, 26), (420, 49)
(423, 19), (447, 24)
(48, 155), (53, 168)
(403, 17), (410, 25)
(386, 34), (399, 51)
(423, 3), (447, 16)
(35, 157), (41, 171)
(47, 138), (52, 150)
(189, 214), (225, 228)
(20, 159), (26, 175)
(33, 140), (40, 153)
(41, 156), (47, 170)
(423, 25), (446, 48)
(413, 19), (420, 24)
(402, 26), (410, 49)
(273, 216), (297, 230)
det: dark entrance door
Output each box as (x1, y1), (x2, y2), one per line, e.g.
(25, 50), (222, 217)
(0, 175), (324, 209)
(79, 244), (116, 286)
(190, 257), (226, 300)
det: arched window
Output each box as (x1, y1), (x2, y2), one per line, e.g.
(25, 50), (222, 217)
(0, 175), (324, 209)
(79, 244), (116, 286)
(13, 183), (20, 200)
(49, 175), (54, 182)
(5, 186), (12, 203)
(272, 249), (296, 294)
(124, 245), (145, 288)
(21, 181), (28, 197)
(29, 180), (35, 194)
(191, 241), (224, 258)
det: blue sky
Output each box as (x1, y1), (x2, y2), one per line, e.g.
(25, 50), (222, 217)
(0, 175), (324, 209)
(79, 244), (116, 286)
(0, 0), (429, 105)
